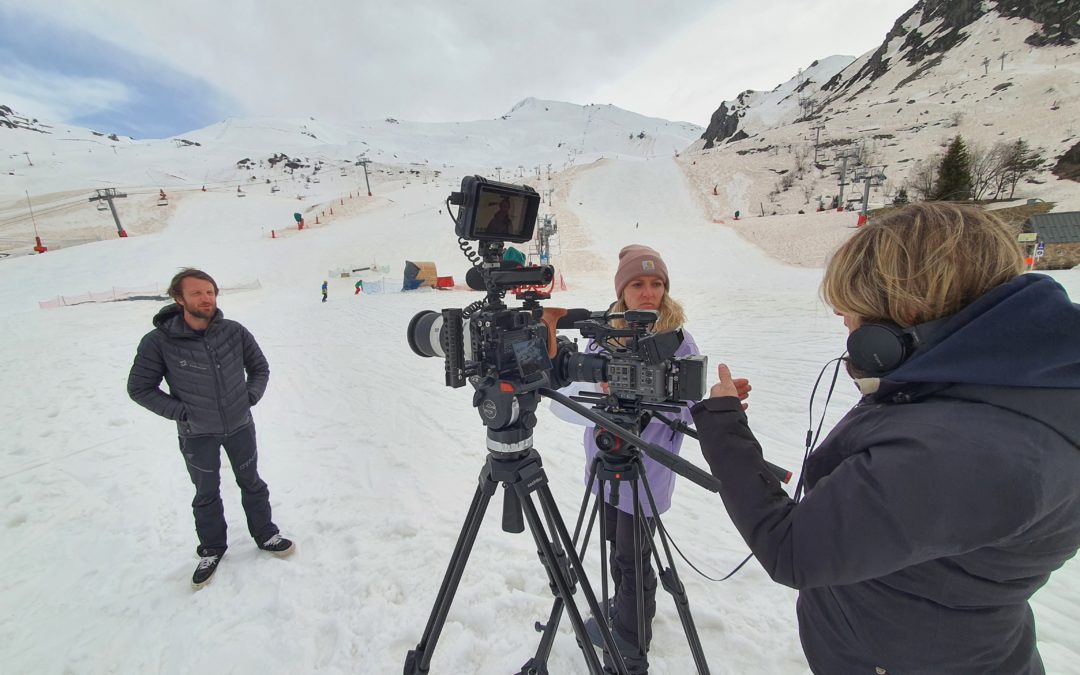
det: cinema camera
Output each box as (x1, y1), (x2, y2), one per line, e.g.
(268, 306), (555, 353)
(407, 176), (706, 416)
(403, 176), (714, 675)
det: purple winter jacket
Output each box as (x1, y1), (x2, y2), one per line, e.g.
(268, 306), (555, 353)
(580, 329), (700, 517)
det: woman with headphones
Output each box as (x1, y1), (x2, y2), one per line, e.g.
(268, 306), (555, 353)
(692, 202), (1080, 674)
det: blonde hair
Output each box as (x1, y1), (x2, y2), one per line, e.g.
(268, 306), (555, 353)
(609, 293), (687, 333)
(822, 202), (1024, 326)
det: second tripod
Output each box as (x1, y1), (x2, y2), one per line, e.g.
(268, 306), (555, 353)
(531, 393), (716, 674)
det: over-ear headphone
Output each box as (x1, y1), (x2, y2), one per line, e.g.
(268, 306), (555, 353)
(846, 316), (951, 375)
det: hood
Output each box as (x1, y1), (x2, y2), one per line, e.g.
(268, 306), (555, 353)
(886, 274), (1080, 389)
(878, 274), (1080, 449)
(152, 303), (224, 337)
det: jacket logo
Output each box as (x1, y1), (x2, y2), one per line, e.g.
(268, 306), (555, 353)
(177, 359), (209, 371)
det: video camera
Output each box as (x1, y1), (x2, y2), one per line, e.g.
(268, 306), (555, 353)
(406, 176), (705, 430)
(404, 178), (795, 675)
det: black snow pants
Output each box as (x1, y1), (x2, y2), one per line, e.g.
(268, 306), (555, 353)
(603, 502), (657, 648)
(178, 423), (278, 556)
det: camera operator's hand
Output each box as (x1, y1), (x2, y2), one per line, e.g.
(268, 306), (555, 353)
(709, 363), (751, 410)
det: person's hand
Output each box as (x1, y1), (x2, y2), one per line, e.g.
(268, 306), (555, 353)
(709, 363), (750, 410)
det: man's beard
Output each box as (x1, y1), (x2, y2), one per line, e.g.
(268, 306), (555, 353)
(185, 305), (215, 321)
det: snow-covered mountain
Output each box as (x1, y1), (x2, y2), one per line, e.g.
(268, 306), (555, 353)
(1, 98), (702, 200)
(699, 55), (856, 147)
(0, 98), (703, 256)
(687, 0), (1080, 220)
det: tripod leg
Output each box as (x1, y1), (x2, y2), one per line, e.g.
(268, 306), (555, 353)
(534, 484), (631, 675)
(597, 478), (612, 630)
(520, 489), (577, 674)
(524, 465), (606, 674)
(630, 482), (649, 659)
(515, 479), (629, 675)
(639, 472), (712, 675)
(404, 472), (499, 675)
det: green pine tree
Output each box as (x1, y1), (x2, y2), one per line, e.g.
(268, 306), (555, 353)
(932, 135), (973, 201)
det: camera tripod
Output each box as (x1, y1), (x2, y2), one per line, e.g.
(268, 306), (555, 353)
(404, 392), (632, 675)
(531, 391), (716, 674)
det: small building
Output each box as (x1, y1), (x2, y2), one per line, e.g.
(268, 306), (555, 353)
(1022, 211), (1080, 270)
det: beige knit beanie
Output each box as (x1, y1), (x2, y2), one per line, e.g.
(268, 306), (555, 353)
(614, 245), (669, 298)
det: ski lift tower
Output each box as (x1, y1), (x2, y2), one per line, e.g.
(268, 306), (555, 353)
(854, 166), (887, 226)
(358, 159), (373, 196)
(535, 214), (558, 264)
(833, 148), (861, 211)
(88, 188), (129, 237)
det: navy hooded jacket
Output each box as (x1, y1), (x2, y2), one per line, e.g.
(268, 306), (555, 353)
(128, 304), (269, 437)
(691, 274), (1080, 674)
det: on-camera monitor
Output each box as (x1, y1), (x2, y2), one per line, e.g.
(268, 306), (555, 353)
(474, 186), (529, 240)
(512, 336), (552, 378)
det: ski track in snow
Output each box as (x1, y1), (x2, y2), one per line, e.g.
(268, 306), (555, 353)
(0, 159), (1078, 674)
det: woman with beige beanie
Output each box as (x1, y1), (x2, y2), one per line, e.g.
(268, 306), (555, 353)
(581, 244), (698, 674)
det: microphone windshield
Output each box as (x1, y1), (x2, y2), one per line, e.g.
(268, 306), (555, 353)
(465, 267), (486, 291)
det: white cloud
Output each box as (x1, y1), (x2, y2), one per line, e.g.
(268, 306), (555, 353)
(7, 0), (918, 128)
(591, 0), (917, 124)
(0, 64), (133, 124)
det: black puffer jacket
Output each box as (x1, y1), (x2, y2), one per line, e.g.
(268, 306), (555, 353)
(127, 304), (269, 437)
(692, 274), (1080, 674)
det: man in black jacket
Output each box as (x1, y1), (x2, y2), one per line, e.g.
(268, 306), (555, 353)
(128, 268), (294, 589)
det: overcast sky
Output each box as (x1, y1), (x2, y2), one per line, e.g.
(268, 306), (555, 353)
(0, 0), (916, 139)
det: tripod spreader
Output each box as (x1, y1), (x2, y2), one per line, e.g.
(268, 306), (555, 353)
(539, 388), (722, 494)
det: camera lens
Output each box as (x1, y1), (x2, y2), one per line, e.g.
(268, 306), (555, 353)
(564, 353), (607, 383)
(407, 311), (445, 358)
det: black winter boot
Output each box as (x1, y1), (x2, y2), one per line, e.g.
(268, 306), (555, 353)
(191, 552), (224, 589)
(258, 534), (295, 557)
(600, 626), (648, 673)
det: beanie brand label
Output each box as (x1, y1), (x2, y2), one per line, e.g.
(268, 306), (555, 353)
(641, 260), (656, 272)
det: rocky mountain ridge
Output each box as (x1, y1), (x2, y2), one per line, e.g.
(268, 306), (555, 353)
(686, 0), (1080, 221)
(703, 1), (1078, 147)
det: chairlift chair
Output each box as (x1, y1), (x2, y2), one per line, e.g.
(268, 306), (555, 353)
(271, 184), (280, 193)
(157, 197), (169, 206)
(96, 201), (108, 212)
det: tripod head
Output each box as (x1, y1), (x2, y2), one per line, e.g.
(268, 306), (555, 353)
(569, 388), (683, 455)
(541, 387), (723, 493)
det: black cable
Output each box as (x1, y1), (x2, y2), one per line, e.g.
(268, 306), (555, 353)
(658, 355), (845, 582)
(793, 355), (845, 503)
